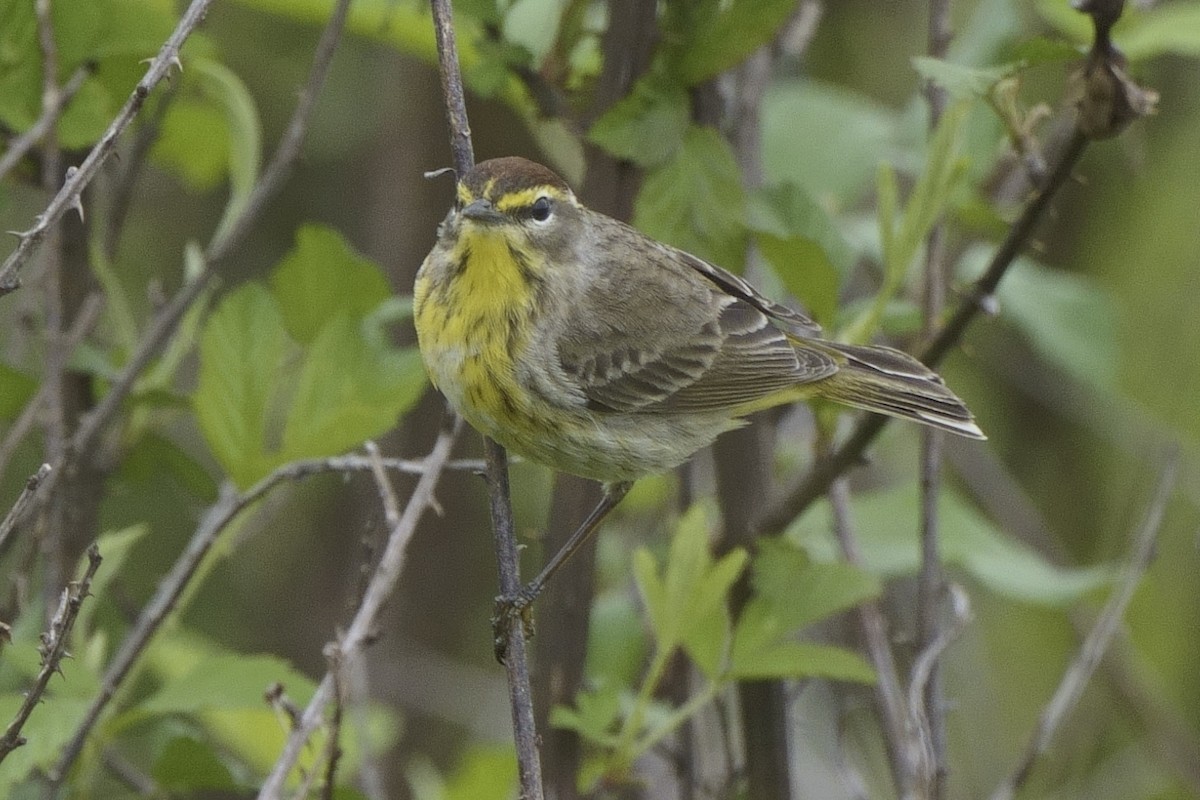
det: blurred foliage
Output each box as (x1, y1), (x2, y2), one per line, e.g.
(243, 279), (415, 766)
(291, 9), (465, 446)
(1, 0), (1199, 798)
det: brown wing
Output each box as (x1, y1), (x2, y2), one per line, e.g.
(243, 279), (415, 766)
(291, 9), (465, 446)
(555, 232), (835, 414)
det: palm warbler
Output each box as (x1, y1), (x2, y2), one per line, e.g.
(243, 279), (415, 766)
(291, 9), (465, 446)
(414, 157), (983, 614)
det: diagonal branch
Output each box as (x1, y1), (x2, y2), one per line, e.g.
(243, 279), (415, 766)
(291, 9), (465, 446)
(0, 0), (215, 296)
(254, 422), (461, 799)
(0, 64), (93, 182)
(0, 545), (102, 763)
(991, 451), (1179, 800)
(755, 127), (1090, 538)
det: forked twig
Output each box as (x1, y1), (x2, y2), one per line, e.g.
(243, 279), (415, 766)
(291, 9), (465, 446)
(255, 422), (461, 799)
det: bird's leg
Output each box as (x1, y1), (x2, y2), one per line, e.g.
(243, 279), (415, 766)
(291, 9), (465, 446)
(493, 481), (632, 660)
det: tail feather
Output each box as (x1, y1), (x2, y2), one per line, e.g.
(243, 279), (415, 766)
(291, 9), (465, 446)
(812, 342), (986, 440)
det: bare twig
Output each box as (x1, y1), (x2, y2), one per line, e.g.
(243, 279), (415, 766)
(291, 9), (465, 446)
(0, 64), (92, 182)
(5, 0), (352, 541)
(427, 0), (543, 796)
(916, 1), (953, 796)
(0, 291), (104, 487)
(828, 476), (922, 793)
(255, 420), (461, 799)
(0, 465), (53, 571)
(48, 451), (425, 783)
(0, 545), (102, 762)
(319, 644), (346, 800)
(991, 452), (1179, 800)
(0, 0), (213, 295)
(756, 126), (1090, 538)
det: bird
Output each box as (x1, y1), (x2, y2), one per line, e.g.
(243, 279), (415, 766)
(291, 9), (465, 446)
(414, 156), (983, 617)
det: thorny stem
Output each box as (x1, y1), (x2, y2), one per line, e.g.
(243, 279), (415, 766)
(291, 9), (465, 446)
(0, 546), (102, 762)
(427, 0), (544, 797)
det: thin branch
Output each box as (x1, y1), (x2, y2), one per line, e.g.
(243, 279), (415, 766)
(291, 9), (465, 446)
(0, 291), (104, 487)
(0, 0), (214, 296)
(828, 475), (921, 793)
(5, 0), (352, 540)
(916, 1), (953, 796)
(255, 421), (461, 799)
(0, 545), (102, 762)
(427, 1), (543, 796)
(0, 465), (53, 568)
(0, 64), (92, 182)
(756, 127), (1090, 538)
(991, 451), (1179, 800)
(48, 448), (437, 783)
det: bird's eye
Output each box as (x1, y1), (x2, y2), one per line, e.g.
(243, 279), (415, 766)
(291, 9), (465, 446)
(530, 196), (553, 222)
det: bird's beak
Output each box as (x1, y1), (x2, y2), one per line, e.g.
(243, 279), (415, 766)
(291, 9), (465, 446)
(460, 199), (506, 225)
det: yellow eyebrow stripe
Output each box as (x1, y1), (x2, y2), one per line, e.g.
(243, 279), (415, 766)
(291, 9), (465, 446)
(494, 187), (570, 212)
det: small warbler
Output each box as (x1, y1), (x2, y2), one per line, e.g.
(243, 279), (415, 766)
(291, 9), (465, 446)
(414, 157), (983, 614)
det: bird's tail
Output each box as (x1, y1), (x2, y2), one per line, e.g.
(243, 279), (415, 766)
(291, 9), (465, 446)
(811, 341), (985, 439)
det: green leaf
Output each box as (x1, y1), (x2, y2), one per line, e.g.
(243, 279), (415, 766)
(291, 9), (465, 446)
(763, 80), (900, 207)
(443, 745), (520, 800)
(959, 245), (1119, 388)
(192, 58), (262, 247)
(748, 183), (853, 327)
(788, 484), (1113, 605)
(633, 127), (747, 271)
(280, 317), (425, 462)
(119, 431), (219, 501)
(502, 0), (564, 65)
(0, 363), (37, 419)
(751, 538), (881, 632)
(152, 98), (233, 191)
(550, 685), (622, 745)
(1118, 4), (1200, 60)
(74, 525), (149, 639)
(587, 77), (690, 169)
(0, 695), (92, 797)
(729, 640), (875, 682)
(153, 737), (239, 792)
(194, 284), (290, 489)
(633, 504), (748, 675)
(140, 653), (316, 715)
(669, 0), (798, 85)
(586, 593), (649, 689)
(912, 56), (1022, 100)
(269, 225), (393, 345)
(728, 540), (878, 682)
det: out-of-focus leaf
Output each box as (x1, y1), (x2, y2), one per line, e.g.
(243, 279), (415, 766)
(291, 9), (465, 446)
(443, 745), (520, 800)
(74, 525), (149, 639)
(152, 99), (232, 191)
(0, 696), (91, 797)
(729, 639), (875, 682)
(912, 56), (1021, 99)
(788, 484), (1113, 605)
(633, 127), (747, 271)
(153, 737), (239, 792)
(550, 686), (622, 745)
(748, 183), (853, 327)
(502, 0), (563, 65)
(268, 225), (392, 345)
(586, 593), (649, 689)
(0, 364), (37, 419)
(119, 432), (219, 501)
(279, 317), (426, 462)
(192, 58), (262, 247)
(728, 540), (878, 682)
(669, 0), (798, 85)
(1037, 0), (1200, 61)
(763, 80), (900, 207)
(140, 653), (315, 715)
(193, 284), (289, 489)
(588, 78), (690, 169)
(633, 503), (747, 678)
(959, 245), (1119, 388)
(1008, 36), (1084, 65)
